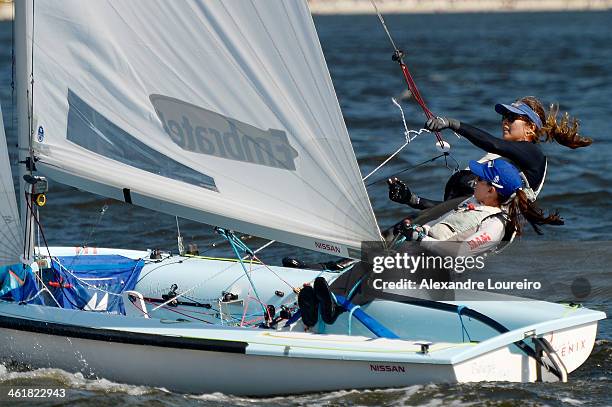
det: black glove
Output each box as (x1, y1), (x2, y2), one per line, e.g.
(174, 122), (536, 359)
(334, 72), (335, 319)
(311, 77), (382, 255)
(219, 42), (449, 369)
(397, 221), (426, 241)
(387, 177), (419, 206)
(425, 117), (460, 132)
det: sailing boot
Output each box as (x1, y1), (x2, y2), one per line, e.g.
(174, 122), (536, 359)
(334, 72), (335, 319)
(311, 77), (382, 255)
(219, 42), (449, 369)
(297, 285), (318, 327)
(314, 277), (342, 325)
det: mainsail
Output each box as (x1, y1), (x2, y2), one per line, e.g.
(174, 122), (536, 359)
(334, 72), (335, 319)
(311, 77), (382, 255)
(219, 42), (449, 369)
(0, 104), (22, 266)
(28, 0), (381, 257)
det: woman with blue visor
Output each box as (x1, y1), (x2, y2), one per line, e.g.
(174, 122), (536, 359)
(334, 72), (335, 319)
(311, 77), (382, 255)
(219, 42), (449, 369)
(388, 96), (592, 211)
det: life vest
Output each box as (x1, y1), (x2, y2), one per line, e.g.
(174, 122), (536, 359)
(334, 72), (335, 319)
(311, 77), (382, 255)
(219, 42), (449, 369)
(426, 197), (503, 241)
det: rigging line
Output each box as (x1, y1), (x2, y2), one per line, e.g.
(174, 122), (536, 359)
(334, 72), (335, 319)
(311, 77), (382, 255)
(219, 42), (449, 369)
(24, 192), (50, 259)
(251, 255), (296, 290)
(242, 239), (275, 260)
(446, 151), (460, 172)
(20, 1), (36, 262)
(369, 0), (445, 149)
(22, 194), (62, 307)
(24, 195), (93, 312)
(392, 97), (410, 137)
(72, 201), (110, 266)
(369, 0), (398, 52)
(361, 128), (429, 182)
(365, 153), (447, 187)
(22, 192), (33, 261)
(150, 259), (241, 311)
(53, 258), (144, 306)
(362, 141), (409, 182)
(240, 289), (251, 327)
(175, 216), (181, 236)
(135, 258), (191, 284)
(144, 299), (213, 324)
(175, 216), (184, 255)
(221, 230), (268, 316)
(239, 260), (255, 326)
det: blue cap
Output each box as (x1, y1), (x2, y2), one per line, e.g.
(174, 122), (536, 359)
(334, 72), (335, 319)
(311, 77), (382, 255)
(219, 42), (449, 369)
(469, 159), (523, 199)
(495, 101), (543, 129)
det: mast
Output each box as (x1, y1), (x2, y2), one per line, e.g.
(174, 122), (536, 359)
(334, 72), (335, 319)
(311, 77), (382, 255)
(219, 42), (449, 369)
(15, 0), (34, 262)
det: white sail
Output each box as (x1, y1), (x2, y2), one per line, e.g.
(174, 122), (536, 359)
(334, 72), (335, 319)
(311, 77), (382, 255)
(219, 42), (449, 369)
(0, 104), (23, 266)
(29, 0), (381, 257)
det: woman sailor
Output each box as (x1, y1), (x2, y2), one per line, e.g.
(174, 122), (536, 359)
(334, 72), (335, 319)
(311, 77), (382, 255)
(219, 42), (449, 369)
(396, 158), (562, 257)
(297, 159), (562, 328)
(388, 96), (592, 209)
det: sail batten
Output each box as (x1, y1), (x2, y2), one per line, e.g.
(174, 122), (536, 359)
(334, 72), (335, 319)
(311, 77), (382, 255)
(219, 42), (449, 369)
(31, 0), (381, 257)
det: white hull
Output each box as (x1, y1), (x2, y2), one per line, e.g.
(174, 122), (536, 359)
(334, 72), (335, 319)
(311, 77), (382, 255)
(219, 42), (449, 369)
(0, 302), (601, 395)
(1, 324), (454, 395)
(0, 247), (605, 395)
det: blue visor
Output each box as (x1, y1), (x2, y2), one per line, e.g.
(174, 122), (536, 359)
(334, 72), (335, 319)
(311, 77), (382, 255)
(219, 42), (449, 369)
(495, 101), (543, 129)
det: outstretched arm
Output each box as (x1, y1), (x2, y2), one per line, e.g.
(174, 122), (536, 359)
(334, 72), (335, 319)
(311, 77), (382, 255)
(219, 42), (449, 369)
(456, 123), (531, 168)
(387, 178), (441, 209)
(413, 196), (442, 209)
(426, 117), (534, 171)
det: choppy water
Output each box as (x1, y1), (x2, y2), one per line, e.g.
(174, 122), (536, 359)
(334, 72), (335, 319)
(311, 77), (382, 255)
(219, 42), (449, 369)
(0, 10), (610, 407)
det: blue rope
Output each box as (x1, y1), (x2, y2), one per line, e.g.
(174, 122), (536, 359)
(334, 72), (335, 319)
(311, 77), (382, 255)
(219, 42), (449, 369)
(286, 309), (302, 325)
(457, 305), (472, 342)
(346, 274), (365, 302)
(335, 294), (399, 339)
(216, 228), (267, 316)
(347, 305), (361, 336)
(317, 308), (325, 333)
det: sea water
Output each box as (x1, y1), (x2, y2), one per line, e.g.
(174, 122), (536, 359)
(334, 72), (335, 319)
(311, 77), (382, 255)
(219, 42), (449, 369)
(0, 10), (610, 406)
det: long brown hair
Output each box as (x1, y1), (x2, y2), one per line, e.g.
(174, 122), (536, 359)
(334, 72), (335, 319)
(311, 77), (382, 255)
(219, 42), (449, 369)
(506, 189), (564, 236)
(520, 96), (592, 149)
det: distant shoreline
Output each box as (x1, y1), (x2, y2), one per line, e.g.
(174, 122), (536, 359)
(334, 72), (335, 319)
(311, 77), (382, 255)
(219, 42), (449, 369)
(0, 2), (10, 21)
(308, 0), (612, 14)
(1, 1), (610, 21)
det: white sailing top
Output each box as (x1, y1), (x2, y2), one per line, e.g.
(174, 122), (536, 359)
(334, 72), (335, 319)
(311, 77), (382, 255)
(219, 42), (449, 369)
(420, 197), (506, 257)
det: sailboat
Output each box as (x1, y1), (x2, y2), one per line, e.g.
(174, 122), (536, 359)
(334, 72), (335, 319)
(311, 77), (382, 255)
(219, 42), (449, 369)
(0, 0), (605, 396)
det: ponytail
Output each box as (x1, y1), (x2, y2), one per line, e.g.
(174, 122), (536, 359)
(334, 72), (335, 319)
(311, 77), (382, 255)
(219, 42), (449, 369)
(520, 96), (592, 149)
(506, 189), (564, 236)
(543, 103), (593, 149)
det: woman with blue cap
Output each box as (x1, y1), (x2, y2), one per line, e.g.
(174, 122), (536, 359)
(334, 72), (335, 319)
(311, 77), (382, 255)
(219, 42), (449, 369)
(388, 96), (592, 210)
(286, 158), (561, 274)
(397, 158), (563, 256)
(296, 159), (562, 328)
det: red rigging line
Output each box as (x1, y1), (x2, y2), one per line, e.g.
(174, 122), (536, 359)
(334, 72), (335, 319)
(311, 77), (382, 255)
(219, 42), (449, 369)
(370, 0), (445, 147)
(392, 49), (445, 148)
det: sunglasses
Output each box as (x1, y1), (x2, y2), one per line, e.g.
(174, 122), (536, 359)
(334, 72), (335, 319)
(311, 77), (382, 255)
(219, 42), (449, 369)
(502, 112), (531, 123)
(469, 176), (490, 187)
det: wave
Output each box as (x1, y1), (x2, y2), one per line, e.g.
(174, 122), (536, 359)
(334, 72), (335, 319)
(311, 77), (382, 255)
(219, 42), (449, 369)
(0, 364), (156, 396)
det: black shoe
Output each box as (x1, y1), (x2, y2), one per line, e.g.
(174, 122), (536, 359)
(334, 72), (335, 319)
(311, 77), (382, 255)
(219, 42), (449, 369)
(283, 257), (307, 269)
(314, 277), (340, 325)
(297, 285), (318, 327)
